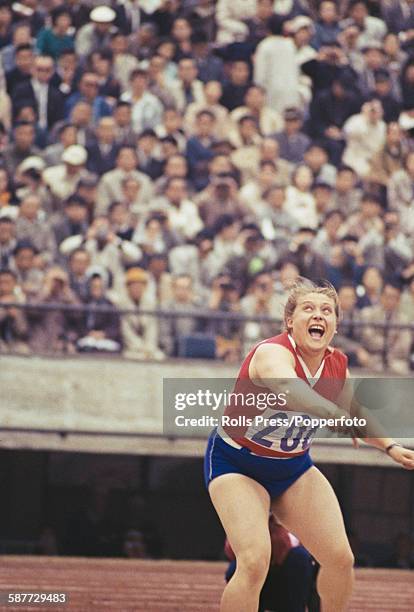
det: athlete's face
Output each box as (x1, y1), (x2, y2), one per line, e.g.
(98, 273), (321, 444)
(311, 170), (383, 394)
(288, 292), (337, 353)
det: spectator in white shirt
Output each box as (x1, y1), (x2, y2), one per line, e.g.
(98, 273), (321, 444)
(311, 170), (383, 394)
(120, 68), (163, 133)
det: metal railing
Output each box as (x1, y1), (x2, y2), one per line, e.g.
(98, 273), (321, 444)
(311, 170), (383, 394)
(0, 301), (413, 370)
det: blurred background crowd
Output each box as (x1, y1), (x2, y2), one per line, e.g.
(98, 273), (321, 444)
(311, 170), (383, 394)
(1, 0), (414, 369)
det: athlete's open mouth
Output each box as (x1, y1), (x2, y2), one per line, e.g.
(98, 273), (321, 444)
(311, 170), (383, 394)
(308, 324), (325, 339)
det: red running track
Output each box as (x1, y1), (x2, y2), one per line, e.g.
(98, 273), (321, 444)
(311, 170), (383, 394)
(0, 557), (412, 611)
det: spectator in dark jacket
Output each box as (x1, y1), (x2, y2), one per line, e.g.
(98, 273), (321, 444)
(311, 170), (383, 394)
(77, 272), (121, 353)
(86, 117), (119, 176)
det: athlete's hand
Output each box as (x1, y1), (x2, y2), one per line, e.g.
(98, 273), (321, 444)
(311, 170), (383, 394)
(388, 446), (414, 469)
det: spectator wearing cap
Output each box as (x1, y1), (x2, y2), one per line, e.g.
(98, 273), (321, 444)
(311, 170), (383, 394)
(76, 272), (121, 354)
(95, 146), (153, 216)
(169, 57), (206, 113)
(368, 122), (408, 187)
(112, 266), (164, 361)
(289, 15), (317, 63)
(341, 1), (387, 51)
(120, 69), (163, 134)
(65, 71), (113, 124)
(231, 84), (283, 137)
(311, 1), (341, 50)
(12, 54), (65, 133)
(184, 81), (228, 139)
(52, 194), (89, 249)
(15, 195), (56, 267)
(42, 144), (90, 202)
(388, 150), (414, 236)
(0, 268), (30, 355)
(370, 69), (401, 123)
(29, 265), (80, 354)
(274, 107), (311, 164)
(35, 6), (74, 60)
(1, 121), (40, 176)
(359, 281), (411, 374)
(255, 17), (301, 112)
(0, 216), (17, 268)
(10, 240), (43, 299)
(215, 0), (257, 45)
(343, 99), (386, 177)
(75, 5), (117, 59)
(86, 117), (119, 176)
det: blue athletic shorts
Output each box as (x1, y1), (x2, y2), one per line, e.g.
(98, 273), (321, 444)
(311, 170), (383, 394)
(204, 428), (313, 499)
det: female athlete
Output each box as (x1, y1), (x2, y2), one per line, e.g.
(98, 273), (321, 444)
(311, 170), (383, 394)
(204, 279), (414, 612)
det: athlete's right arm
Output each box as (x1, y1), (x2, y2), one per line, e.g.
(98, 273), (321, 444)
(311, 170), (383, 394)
(249, 343), (347, 420)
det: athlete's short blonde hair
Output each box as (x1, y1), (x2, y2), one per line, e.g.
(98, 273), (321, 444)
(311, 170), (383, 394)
(284, 278), (340, 332)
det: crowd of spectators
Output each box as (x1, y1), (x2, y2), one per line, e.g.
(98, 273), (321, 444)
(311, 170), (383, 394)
(1, 0), (414, 370)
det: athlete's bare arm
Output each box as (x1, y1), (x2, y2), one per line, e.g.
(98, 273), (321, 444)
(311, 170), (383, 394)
(249, 343), (349, 420)
(337, 371), (414, 469)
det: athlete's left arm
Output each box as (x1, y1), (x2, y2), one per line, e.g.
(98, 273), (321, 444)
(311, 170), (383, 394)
(337, 370), (414, 470)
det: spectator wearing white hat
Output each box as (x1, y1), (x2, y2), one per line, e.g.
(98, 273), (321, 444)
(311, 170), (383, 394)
(42, 144), (90, 201)
(75, 6), (117, 59)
